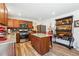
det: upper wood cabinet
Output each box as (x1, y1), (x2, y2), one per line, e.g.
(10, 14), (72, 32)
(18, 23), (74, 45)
(8, 19), (20, 28)
(0, 3), (8, 26)
(19, 20), (27, 24)
(8, 19), (14, 28)
(13, 19), (20, 28)
(8, 18), (33, 29)
(28, 21), (33, 29)
(19, 20), (28, 28)
(19, 20), (24, 24)
(56, 16), (73, 37)
(19, 20), (33, 29)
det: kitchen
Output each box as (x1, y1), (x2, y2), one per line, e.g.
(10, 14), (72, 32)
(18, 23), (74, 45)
(0, 3), (79, 56)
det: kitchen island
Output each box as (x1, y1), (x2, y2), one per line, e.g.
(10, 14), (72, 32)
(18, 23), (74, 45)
(30, 33), (50, 55)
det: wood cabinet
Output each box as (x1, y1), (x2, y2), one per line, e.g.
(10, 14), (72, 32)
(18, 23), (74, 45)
(8, 19), (14, 28)
(19, 20), (27, 24)
(8, 18), (33, 29)
(0, 3), (8, 26)
(19, 20), (27, 28)
(19, 20), (24, 24)
(56, 16), (73, 38)
(37, 25), (46, 33)
(8, 19), (20, 28)
(0, 3), (4, 25)
(13, 19), (20, 28)
(19, 20), (33, 29)
(28, 21), (33, 29)
(30, 33), (50, 55)
(55, 16), (74, 49)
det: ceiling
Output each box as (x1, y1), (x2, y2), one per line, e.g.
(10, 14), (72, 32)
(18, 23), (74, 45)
(6, 3), (79, 20)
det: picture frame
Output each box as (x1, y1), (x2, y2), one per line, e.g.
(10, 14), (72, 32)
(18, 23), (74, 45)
(74, 20), (79, 27)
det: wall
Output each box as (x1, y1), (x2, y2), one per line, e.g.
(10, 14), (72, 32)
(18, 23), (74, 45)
(72, 10), (79, 51)
(41, 18), (55, 33)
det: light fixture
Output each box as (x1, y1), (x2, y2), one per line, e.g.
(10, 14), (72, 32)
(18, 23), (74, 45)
(52, 12), (55, 15)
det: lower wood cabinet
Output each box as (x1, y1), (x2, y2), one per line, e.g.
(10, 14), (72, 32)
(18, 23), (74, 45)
(30, 35), (50, 55)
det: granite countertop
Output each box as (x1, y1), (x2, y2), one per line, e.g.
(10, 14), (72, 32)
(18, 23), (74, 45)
(32, 33), (49, 38)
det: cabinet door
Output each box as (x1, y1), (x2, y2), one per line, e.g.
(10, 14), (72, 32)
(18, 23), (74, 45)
(19, 20), (28, 28)
(37, 25), (46, 33)
(35, 38), (41, 53)
(4, 7), (8, 25)
(37, 25), (41, 32)
(40, 37), (49, 55)
(31, 35), (35, 47)
(0, 3), (5, 25)
(41, 25), (46, 33)
(13, 20), (20, 28)
(19, 20), (23, 28)
(8, 19), (14, 28)
(19, 20), (23, 24)
(28, 22), (33, 29)
(0, 3), (8, 25)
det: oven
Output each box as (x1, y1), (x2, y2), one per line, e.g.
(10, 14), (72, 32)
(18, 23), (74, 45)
(19, 31), (29, 39)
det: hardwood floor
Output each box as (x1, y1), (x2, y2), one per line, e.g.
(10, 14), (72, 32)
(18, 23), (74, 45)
(15, 41), (79, 56)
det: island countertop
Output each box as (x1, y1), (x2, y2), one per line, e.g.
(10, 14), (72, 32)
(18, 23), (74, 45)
(32, 33), (50, 38)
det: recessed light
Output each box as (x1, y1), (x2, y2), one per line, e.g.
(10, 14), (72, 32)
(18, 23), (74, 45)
(52, 12), (55, 15)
